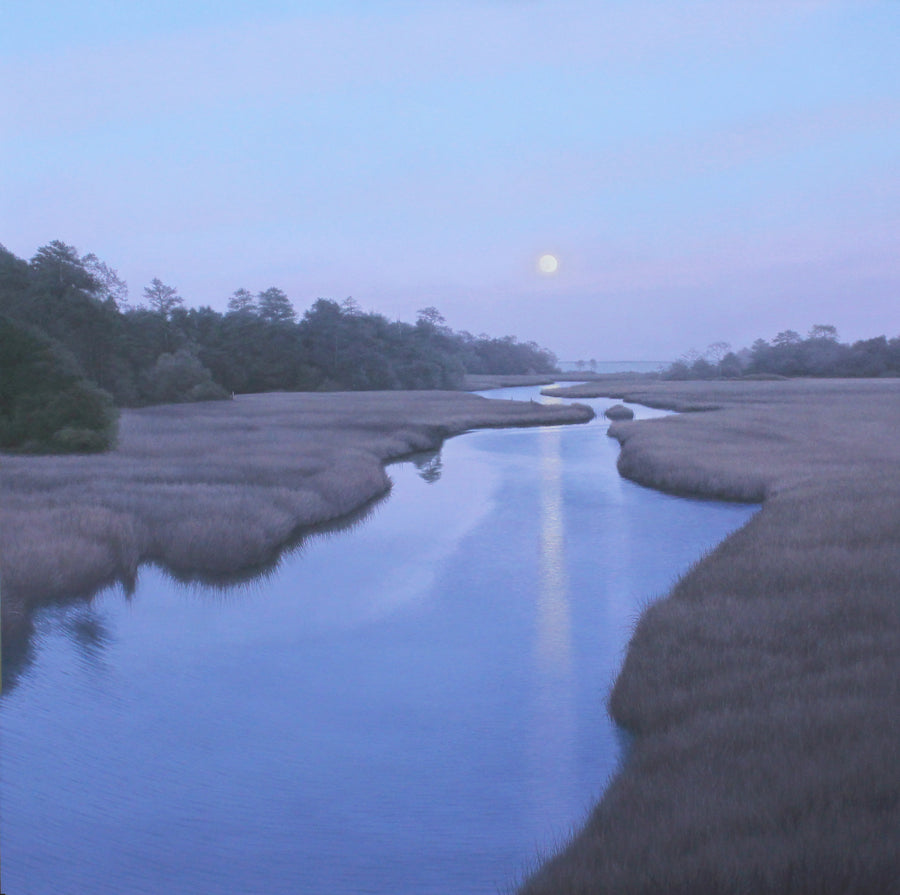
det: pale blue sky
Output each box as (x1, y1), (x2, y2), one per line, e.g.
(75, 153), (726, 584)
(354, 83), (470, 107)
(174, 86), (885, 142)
(3, 1), (898, 359)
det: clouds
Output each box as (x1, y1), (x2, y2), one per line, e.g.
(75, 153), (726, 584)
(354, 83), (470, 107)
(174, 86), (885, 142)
(2, 0), (898, 358)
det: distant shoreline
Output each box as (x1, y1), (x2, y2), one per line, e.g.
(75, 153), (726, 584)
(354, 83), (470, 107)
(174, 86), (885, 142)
(0, 390), (592, 676)
(462, 370), (658, 391)
(522, 378), (900, 893)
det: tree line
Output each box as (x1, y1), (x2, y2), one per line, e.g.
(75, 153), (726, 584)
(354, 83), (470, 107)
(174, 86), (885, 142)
(664, 324), (900, 380)
(0, 241), (557, 452)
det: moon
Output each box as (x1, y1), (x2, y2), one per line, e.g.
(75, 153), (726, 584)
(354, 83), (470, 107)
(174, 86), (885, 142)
(538, 253), (559, 274)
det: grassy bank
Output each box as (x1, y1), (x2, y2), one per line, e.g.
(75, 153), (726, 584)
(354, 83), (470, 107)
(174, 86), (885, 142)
(463, 373), (561, 390)
(461, 372), (624, 390)
(0, 390), (592, 658)
(522, 379), (900, 894)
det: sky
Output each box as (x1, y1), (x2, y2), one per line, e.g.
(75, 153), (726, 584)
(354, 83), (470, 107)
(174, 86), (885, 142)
(3, 0), (898, 361)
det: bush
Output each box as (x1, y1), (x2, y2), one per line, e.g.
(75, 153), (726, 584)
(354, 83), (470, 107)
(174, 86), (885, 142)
(139, 349), (228, 404)
(51, 427), (111, 452)
(0, 315), (118, 452)
(605, 403), (634, 420)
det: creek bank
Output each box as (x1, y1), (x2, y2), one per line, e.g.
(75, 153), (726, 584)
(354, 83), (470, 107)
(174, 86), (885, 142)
(0, 390), (592, 653)
(522, 378), (900, 894)
(462, 372), (615, 390)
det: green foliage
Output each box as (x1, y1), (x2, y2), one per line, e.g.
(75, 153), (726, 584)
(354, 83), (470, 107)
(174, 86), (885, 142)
(30, 240), (100, 296)
(227, 288), (256, 313)
(296, 298), (468, 390)
(142, 277), (184, 318)
(0, 315), (118, 453)
(665, 326), (900, 380)
(1, 242), (561, 413)
(747, 326), (900, 377)
(456, 331), (558, 376)
(139, 348), (228, 404)
(257, 286), (296, 323)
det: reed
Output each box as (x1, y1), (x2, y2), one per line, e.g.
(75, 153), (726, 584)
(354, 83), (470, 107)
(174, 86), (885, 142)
(521, 378), (900, 894)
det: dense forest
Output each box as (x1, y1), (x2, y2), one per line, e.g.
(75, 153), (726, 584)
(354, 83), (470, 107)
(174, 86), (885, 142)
(0, 241), (557, 452)
(664, 325), (900, 380)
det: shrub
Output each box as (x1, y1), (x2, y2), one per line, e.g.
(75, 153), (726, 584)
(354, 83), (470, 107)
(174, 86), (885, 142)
(51, 427), (111, 452)
(605, 403), (634, 420)
(139, 348), (228, 404)
(0, 315), (118, 452)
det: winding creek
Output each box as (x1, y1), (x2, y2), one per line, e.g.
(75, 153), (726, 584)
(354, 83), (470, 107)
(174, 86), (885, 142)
(0, 386), (757, 894)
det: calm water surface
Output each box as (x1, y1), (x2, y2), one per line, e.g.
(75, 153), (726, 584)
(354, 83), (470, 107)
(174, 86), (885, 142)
(0, 387), (756, 894)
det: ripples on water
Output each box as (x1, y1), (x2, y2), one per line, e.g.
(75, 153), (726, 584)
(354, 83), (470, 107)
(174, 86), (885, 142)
(0, 386), (757, 894)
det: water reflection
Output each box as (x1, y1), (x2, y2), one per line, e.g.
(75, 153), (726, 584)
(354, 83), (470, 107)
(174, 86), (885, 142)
(64, 607), (113, 670)
(0, 386), (760, 895)
(0, 490), (390, 694)
(407, 448), (443, 484)
(530, 425), (577, 833)
(536, 427), (572, 677)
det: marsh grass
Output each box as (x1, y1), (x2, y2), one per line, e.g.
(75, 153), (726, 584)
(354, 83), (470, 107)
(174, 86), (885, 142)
(523, 378), (900, 894)
(463, 373), (561, 390)
(0, 390), (592, 656)
(604, 403), (634, 420)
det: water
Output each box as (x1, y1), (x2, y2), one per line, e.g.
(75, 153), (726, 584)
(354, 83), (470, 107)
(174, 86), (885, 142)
(555, 360), (669, 375)
(0, 387), (756, 894)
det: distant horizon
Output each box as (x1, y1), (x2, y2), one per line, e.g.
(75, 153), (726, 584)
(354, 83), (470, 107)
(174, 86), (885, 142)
(4, 1), (898, 359)
(557, 359), (672, 364)
(5, 236), (894, 370)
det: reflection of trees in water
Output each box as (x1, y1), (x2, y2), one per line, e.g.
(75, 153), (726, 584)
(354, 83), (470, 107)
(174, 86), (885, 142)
(2, 616), (36, 695)
(409, 449), (443, 483)
(66, 608), (113, 665)
(2, 604), (114, 695)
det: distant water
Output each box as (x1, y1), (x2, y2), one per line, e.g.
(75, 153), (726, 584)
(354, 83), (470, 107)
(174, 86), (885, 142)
(0, 386), (755, 894)
(556, 360), (670, 375)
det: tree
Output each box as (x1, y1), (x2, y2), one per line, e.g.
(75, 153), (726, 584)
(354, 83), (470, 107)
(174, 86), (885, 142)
(663, 360), (691, 380)
(719, 352), (743, 378)
(773, 329), (801, 346)
(0, 314), (118, 452)
(689, 357), (716, 379)
(298, 299), (345, 380)
(808, 324), (838, 341)
(29, 241), (98, 295)
(416, 306), (446, 328)
(139, 348), (228, 404)
(227, 288), (256, 314)
(257, 287), (295, 323)
(668, 325), (900, 380)
(82, 253), (129, 309)
(2, 242), (565, 404)
(706, 341), (732, 365)
(143, 278), (184, 318)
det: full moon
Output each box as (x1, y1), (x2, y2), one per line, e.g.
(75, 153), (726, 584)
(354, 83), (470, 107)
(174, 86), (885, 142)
(538, 253), (559, 274)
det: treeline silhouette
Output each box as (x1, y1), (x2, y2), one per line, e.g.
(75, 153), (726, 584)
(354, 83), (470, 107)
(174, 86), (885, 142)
(664, 324), (900, 380)
(0, 241), (557, 451)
